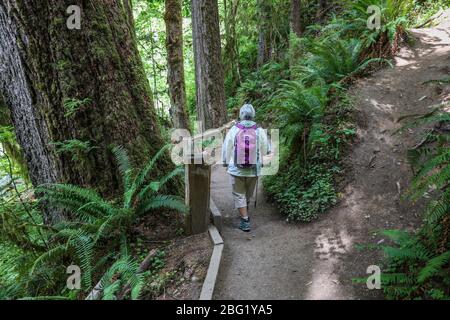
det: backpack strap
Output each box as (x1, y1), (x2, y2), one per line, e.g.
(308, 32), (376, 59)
(236, 122), (258, 130)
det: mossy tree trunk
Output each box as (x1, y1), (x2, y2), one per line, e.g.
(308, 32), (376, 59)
(165, 0), (190, 131)
(191, 0), (227, 131)
(0, 1), (172, 223)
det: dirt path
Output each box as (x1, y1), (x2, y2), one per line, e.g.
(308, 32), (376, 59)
(211, 15), (450, 300)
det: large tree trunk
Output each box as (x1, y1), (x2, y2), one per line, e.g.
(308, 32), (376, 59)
(0, 1), (172, 223)
(191, 0), (227, 131)
(165, 0), (190, 131)
(257, 0), (273, 67)
(290, 0), (302, 37)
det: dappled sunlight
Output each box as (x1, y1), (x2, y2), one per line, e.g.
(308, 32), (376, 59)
(368, 98), (394, 113)
(306, 228), (353, 300)
(395, 27), (450, 67)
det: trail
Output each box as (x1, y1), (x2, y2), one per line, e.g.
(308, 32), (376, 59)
(211, 14), (450, 300)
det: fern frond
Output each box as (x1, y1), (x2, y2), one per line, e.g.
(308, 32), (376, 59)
(132, 144), (172, 192)
(418, 251), (450, 283)
(72, 234), (94, 290)
(382, 245), (430, 261)
(30, 245), (67, 275)
(137, 166), (184, 201)
(135, 195), (188, 216)
(112, 145), (133, 192)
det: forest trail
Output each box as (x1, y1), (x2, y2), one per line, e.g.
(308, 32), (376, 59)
(211, 14), (450, 300)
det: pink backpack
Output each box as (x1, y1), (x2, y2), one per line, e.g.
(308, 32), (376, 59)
(234, 123), (258, 169)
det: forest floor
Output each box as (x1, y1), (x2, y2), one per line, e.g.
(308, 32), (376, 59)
(211, 14), (450, 300)
(133, 213), (212, 300)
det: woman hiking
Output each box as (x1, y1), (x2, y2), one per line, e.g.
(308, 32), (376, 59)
(222, 104), (270, 232)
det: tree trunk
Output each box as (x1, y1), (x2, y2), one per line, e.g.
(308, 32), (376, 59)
(223, 0), (241, 96)
(165, 0), (190, 131)
(191, 0), (227, 131)
(257, 0), (273, 67)
(0, 1), (172, 223)
(290, 0), (302, 37)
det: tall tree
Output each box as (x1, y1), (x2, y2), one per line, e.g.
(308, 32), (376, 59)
(290, 0), (302, 37)
(165, 0), (190, 130)
(223, 0), (241, 96)
(0, 1), (172, 223)
(191, 0), (227, 131)
(257, 0), (273, 67)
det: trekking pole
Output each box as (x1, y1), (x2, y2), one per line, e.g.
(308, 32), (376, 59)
(255, 176), (258, 208)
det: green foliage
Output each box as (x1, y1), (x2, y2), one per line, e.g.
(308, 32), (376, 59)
(407, 0), (450, 27)
(265, 161), (338, 222)
(300, 37), (390, 84)
(265, 87), (354, 222)
(375, 229), (450, 299)
(274, 80), (328, 164)
(51, 139), (97, 161)
(344, 0), (411, 48)
(0, 125), (29, 182)
(230, 61), (290, 116)
(63, 98), (92, 117)
(33, 145), (186, 290)
(99, 254), (146, 300)
(0, 145), (186, 299)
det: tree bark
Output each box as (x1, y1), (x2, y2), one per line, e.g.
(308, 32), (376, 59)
(290, 0), (302, 37)
(223, 0), (241, 96)
(191, 0), (227, 131)
(257, 0), (273, 67)
(165, 0), (190, 131)
(0, 1), (172, 223)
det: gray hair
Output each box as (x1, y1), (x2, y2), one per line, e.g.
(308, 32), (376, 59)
(239, 104), (255, 121)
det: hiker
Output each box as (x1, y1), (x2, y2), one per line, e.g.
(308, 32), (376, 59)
(222, 104), (270, 232)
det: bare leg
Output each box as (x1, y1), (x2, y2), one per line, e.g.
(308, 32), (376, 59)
(238, 206), (248, 219)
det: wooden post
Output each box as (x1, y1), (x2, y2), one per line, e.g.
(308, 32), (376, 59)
(185, 154), (211, 235)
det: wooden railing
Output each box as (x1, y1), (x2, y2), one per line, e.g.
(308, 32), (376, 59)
(184, 120), (235, 235)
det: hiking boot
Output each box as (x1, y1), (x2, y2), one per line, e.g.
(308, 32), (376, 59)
(239, 217), (251, 232)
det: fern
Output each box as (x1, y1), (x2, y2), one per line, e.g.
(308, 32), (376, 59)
(418, 251), (450, 283)
(63, 98), (92, 117)
(31, 145), (186, 295)
(51, 139), (97, 161)
(365, 98), (450, 299)
(98, 255), (144, 300)
(274, 80), (328, 166)
(300, 37), (390, 85)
